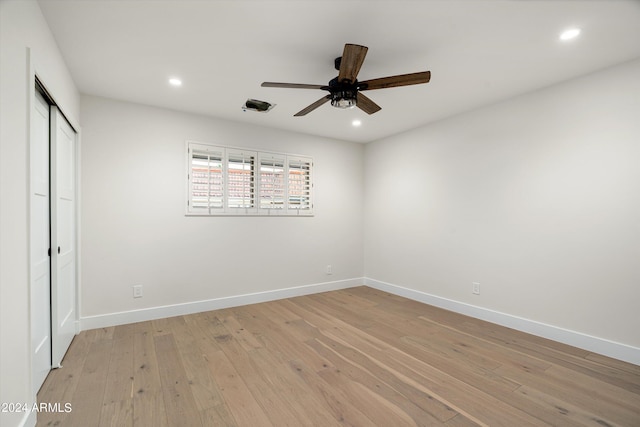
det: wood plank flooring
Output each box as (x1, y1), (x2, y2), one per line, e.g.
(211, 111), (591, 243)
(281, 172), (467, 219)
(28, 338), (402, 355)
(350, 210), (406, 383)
(37, 286), (640, 426)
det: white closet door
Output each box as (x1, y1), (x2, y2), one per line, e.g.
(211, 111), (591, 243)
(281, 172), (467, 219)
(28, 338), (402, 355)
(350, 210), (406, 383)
(31, 90), (52, 391)
(50, 106), (77, 367)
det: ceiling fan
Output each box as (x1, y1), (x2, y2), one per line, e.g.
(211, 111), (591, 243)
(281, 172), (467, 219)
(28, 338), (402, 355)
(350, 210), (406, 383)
(261, 43), (431, 117)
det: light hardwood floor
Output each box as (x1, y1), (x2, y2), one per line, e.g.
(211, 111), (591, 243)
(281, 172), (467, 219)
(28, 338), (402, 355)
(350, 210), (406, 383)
(37, 286), (640, 426)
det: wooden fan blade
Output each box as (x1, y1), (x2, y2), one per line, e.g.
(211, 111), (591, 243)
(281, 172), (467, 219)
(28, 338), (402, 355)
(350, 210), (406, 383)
(262, 82), (326, 89)
(338, 44), (368, 83)
(356, 93), (381, 115)
(294, 95), (331, 116)
(359, 71), (431, 91)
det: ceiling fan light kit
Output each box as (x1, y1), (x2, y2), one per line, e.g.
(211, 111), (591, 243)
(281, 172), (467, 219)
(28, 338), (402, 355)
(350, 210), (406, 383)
(261, 43), (431, 116)
(331, 86), (358, 109)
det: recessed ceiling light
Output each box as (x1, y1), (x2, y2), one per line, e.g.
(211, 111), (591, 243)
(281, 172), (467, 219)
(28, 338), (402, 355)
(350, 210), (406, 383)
(168, 78), (182, 87)
(352, 119), (362, 127)
(560, 28), (581, 41)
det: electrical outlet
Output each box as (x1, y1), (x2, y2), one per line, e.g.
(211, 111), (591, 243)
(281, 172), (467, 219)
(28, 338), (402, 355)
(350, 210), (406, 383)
(472, 282), (480, 295)
(133, 285), (143, 298)
(326, 265), (333, 275)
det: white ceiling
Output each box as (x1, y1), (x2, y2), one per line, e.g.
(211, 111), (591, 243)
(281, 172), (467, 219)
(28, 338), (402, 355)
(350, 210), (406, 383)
(38, 0), (640, 143)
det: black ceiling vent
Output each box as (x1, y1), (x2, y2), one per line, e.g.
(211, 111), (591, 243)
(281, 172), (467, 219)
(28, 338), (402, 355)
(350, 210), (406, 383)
(242, 98), (275, 113)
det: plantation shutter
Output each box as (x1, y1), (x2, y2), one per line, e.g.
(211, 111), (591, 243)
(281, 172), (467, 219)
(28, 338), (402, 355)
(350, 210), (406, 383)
(258, 153), (286, 213)
(287, 156), (312, 214)
(226, 149), (256, 213)
(189, 144), (224, 214)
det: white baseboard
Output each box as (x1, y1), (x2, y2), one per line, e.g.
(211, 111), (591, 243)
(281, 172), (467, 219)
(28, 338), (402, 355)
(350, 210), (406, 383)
(364, 277), (640, 366)
(80, 278), (363, 331)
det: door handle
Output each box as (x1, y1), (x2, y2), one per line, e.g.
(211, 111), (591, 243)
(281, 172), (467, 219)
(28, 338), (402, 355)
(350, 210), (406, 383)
(57, 246), (61, 254)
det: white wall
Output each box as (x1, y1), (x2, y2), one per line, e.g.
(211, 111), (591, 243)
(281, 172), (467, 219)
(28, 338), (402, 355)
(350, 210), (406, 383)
(79, 95), (364, 322)
(0, 1), (80, 426)
(364, 59), (640, 354)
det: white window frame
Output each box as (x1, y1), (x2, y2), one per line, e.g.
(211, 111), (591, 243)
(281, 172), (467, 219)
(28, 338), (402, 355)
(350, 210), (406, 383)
(186, 141), (313, 216)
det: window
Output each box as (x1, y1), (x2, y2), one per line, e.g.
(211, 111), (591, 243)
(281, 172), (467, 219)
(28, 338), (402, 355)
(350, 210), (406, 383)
(187, 142), (313, 216)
